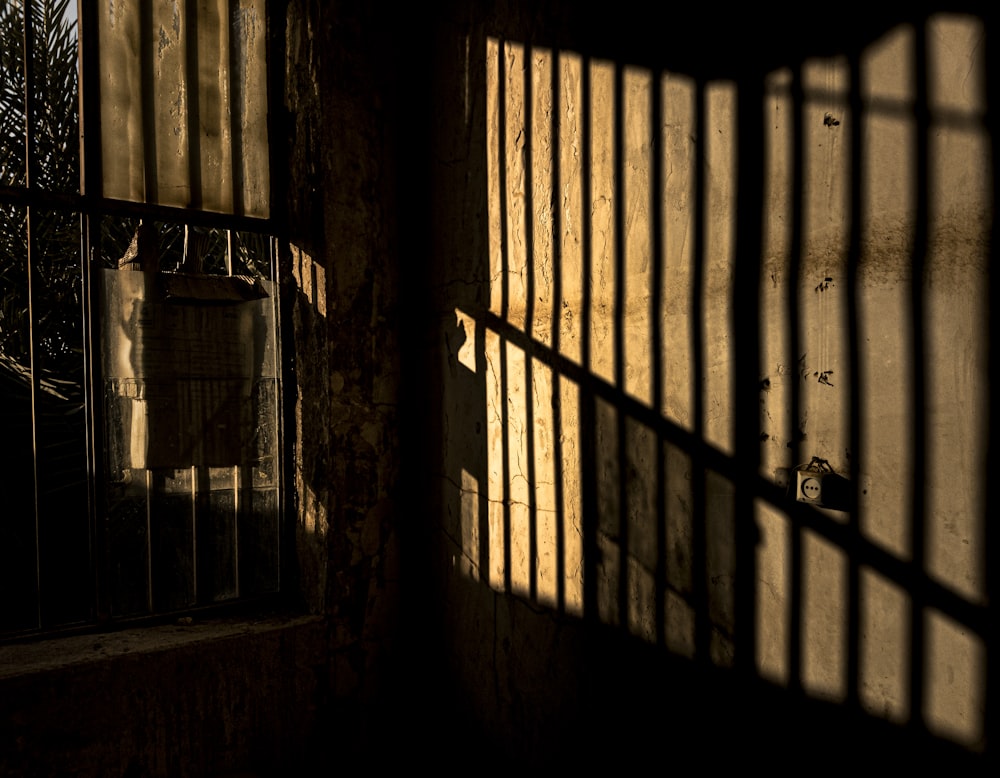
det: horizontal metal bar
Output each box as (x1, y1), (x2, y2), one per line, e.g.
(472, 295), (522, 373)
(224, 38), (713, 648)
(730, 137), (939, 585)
(0, 188), (277, 235)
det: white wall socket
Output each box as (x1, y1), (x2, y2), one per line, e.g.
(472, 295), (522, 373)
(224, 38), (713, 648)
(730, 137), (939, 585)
(797, 470), (825, 505)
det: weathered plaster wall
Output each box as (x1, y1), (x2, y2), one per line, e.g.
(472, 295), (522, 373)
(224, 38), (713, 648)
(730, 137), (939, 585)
(283, 0), (407, 739)
(431, 3), (995, 768)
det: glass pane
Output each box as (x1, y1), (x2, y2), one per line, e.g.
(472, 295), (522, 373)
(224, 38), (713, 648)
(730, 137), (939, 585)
(0, 206), (89, 632)
(100, 218), (281, 616)
(0, 1), (26, 188)
(31, 0), (79, 193)
(107, 477), (151, 618)
(151, 468), (196, 613)
(0, 0), (79, 192)
(197, 466), (238, 603)
(98, 0), (269, 217)
(0, 204), (38, 633)
(33, 209), (89, 627)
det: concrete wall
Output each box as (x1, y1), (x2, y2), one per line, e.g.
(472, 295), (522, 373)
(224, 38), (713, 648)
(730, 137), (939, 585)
(0, 618), (325, 776)
(432, 2), (995, 768)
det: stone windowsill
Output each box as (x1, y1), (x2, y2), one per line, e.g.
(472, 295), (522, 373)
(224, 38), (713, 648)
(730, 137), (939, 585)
(0, 613), (324, 681)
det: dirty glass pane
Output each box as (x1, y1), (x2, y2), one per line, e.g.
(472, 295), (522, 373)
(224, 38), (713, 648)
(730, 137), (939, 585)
(107, 477), (151, 618)
(198, 467), (238, 602)
(0, 206), (89, 632)
(100, 220), (280, 613)
(150, 469), (196, 613)
(98, 0), (270, 217)
(0, 205), (38, 632)
(32, 209), (90, 627)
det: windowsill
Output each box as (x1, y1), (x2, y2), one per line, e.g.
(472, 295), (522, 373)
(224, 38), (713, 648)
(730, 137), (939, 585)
(0, 613), (323, 682)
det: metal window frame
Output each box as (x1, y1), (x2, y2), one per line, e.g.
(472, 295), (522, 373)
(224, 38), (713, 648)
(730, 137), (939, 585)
(0, 0), (289, 640)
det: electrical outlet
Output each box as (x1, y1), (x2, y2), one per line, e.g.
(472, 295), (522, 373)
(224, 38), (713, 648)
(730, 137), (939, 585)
(795, 465), (850, 511)
(797, 471), (824, 503)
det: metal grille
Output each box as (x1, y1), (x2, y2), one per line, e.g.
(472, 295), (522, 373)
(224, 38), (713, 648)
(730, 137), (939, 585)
(0, 0), (281, 639)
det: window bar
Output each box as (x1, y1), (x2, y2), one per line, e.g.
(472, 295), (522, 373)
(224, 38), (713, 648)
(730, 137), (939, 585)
(233, 464), (242, 599)
(226, 229), (235, 277)
(183, 0), (202, 210)
(145, 469), (154, 613)
(139, 0), (157, 205)
(191, 464), (199, 603)
(79, 0), (112, 625)
(227, 0), (245, 217)
(271, 236), (285, 593)
(228, 232), (239, 598)
(23, 0), (43, 630)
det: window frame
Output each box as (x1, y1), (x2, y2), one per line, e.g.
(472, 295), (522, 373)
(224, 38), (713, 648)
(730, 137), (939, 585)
(0, 0), (290, 640)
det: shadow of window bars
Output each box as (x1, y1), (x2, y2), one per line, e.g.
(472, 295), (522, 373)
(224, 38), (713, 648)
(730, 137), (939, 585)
(473, 11), (992, 753)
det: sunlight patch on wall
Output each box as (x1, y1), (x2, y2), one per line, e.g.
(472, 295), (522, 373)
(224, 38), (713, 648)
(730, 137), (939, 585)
(454, 309), (477, 373)
(802, 529), (847, 702)
(925, 609), (984, 748)
(860, 567), (909, 724)
(755, 500), (790, 686)
(480, 319), (581, 610)
(291, 246), (326, 318)
(471, 18), (990, 751)
(459, 468), (480, 580)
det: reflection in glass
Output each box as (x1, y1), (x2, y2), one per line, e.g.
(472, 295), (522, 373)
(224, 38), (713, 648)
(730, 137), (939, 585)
(100, 223), (281, 614)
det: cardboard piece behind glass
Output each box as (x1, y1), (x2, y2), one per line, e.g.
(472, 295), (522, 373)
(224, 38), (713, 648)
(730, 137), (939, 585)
(102, 269), (272, 471)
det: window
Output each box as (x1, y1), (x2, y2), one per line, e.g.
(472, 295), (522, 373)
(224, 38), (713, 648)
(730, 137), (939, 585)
(0, 0), (282, 638)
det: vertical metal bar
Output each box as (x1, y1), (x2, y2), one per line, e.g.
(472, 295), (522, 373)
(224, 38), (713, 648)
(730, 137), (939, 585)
(191, 465), (198, 602)
(233, 464), (240, 598)
(139, 0), (157, 203)
(23, 0), (35, 191)
(23, 0), (43, 630)
(271, 233), (285, 593)
(225, 228), (234, 276)
(78, 0), (107, 624)
(78, 0), (102, 200)
(184, 0), (202, 209)
(145, 469), (154, 612)
(227, 0), (245, 216)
